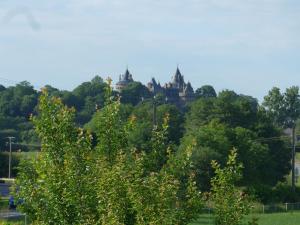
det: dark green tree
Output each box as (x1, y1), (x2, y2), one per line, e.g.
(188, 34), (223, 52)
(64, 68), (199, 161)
(120, 82), (151, 105)
(182, 90), (290, 192)
(195, 85), (217, 98)
(263, 86), (300, 192)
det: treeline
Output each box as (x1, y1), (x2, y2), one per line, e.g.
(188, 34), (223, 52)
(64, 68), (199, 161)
(0, 76), (215, 151)
(0, 77), (108, 151)
(0, 76), (299, 203)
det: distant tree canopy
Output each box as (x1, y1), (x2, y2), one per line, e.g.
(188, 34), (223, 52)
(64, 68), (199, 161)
(195, 85), (217, 98)
(119, 81), (152, 105)
(181, 90), (290, 191)
(0, 76), (295, 204)
(0, 81), (38, 150)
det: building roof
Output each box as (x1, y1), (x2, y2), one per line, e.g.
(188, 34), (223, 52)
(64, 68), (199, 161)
(116, 69), (134, 85)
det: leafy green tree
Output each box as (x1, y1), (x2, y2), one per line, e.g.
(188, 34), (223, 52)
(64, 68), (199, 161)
(92, 82), (202, 224)
(181, 120), (289, 191)
(185, 90), (258, 131)
(16, 90), (97, 225)
(128, 101), (184, 150)
(195, 85), (217, 98)
(263, 86), (300, 192)
(16, 82), (202, 225)
(120, 82), (151, 105)
(182, 91), (290, 192)
(0, 81), (37, 117)
(210, 149), (252, 225)
(20, 94), (38, 116)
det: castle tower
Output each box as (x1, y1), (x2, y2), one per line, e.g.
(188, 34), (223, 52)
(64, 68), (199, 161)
(115, 68), (134, 92)
(180, 81), (195, 102)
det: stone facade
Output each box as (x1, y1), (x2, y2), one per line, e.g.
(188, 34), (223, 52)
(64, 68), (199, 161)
(115, 67), (195, 105)
(147, 67), (195, 105)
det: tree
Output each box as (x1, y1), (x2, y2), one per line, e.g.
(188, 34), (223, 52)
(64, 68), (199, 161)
(120, 82), (151, 105)
(72, 75), (108, 124)
(92, 82), (202, 224)
(182, 91), (290, 192)
(126, 101), (185, 150)
(16, 82), (203, 225)
(263, 86), (300, 192)
(210, 149), (252, 225)
(185, 90), (258, 131)
(195, 85), (217, 98)
(15, 90), (97, 224)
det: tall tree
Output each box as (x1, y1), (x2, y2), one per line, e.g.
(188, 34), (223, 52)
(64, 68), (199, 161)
(263, 86), (300, 192)
(210, 149), (253, 225)
(16, 90), (97, 224)
(16, 83), (202, 225)
(182, 90), (290, 192)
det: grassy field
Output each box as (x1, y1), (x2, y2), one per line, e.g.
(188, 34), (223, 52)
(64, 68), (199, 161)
(1, 151), (39, 160)
(190, 212), (300, 225)
(1, 212), (300, 225)
(0, 219), (24, 225)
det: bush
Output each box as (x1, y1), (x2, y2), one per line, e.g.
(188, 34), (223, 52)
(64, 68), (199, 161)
(249, 183), (300, 204)
(0, 153), (20, 178)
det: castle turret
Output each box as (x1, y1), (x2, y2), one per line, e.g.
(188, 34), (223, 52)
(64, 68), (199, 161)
(116, 68), (134, 92)
(148, 77), (163, 94)
(172, 67), (185, 90)
(180, 82), (195, 102)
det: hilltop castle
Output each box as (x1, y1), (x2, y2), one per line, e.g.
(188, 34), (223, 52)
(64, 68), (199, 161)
(116, 67), (195, 105)
(115, 68), (134, 92)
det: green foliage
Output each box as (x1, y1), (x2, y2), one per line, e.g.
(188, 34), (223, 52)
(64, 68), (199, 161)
(126, 101), (184, 151)
(0, 152), (20, 178)
(182, 90), (290, 193)
(16, 90), (97, 225)
(120, 81), (151, 106)
(92, 82), (202, 224)
(263, 86), (300, 191)
(263, 86), (300, 128)
(210, 149), (252, 225)
(0, 82), (39, 154)
(250, 182), (300, 204)
(195, 85), (217, 98)
(16, 83), (202, 225)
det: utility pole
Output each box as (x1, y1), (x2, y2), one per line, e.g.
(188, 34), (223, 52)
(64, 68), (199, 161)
(6, 136), (15, 179)
(292, 126), (297, 192)
(153, 95), (157, 128)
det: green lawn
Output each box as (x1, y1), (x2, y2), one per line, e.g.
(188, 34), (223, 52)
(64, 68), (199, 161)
(1, 213), (300, 225)
(0, 220), (24, 225)
(190, 212), (300, 225)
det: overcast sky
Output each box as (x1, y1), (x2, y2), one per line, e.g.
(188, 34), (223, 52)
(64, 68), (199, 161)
(1, 0), (300, 101)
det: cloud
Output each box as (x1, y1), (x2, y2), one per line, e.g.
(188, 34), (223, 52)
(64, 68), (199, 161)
(2, 6), (41, 31)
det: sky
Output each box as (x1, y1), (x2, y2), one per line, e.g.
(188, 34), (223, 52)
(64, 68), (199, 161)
(1, 0), (300, 101)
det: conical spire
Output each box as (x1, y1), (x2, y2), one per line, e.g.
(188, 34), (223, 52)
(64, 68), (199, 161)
(124, 68), (130, 79)
(175, 66), (181, 77)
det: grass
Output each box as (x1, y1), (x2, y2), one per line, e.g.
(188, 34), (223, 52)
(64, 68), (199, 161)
(0, 219), (24, 225)
(1, 151), (39, 160)
(0, 200), (8, 210)
(189, 212), (300, 225)
(0, 212), (299, 225)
